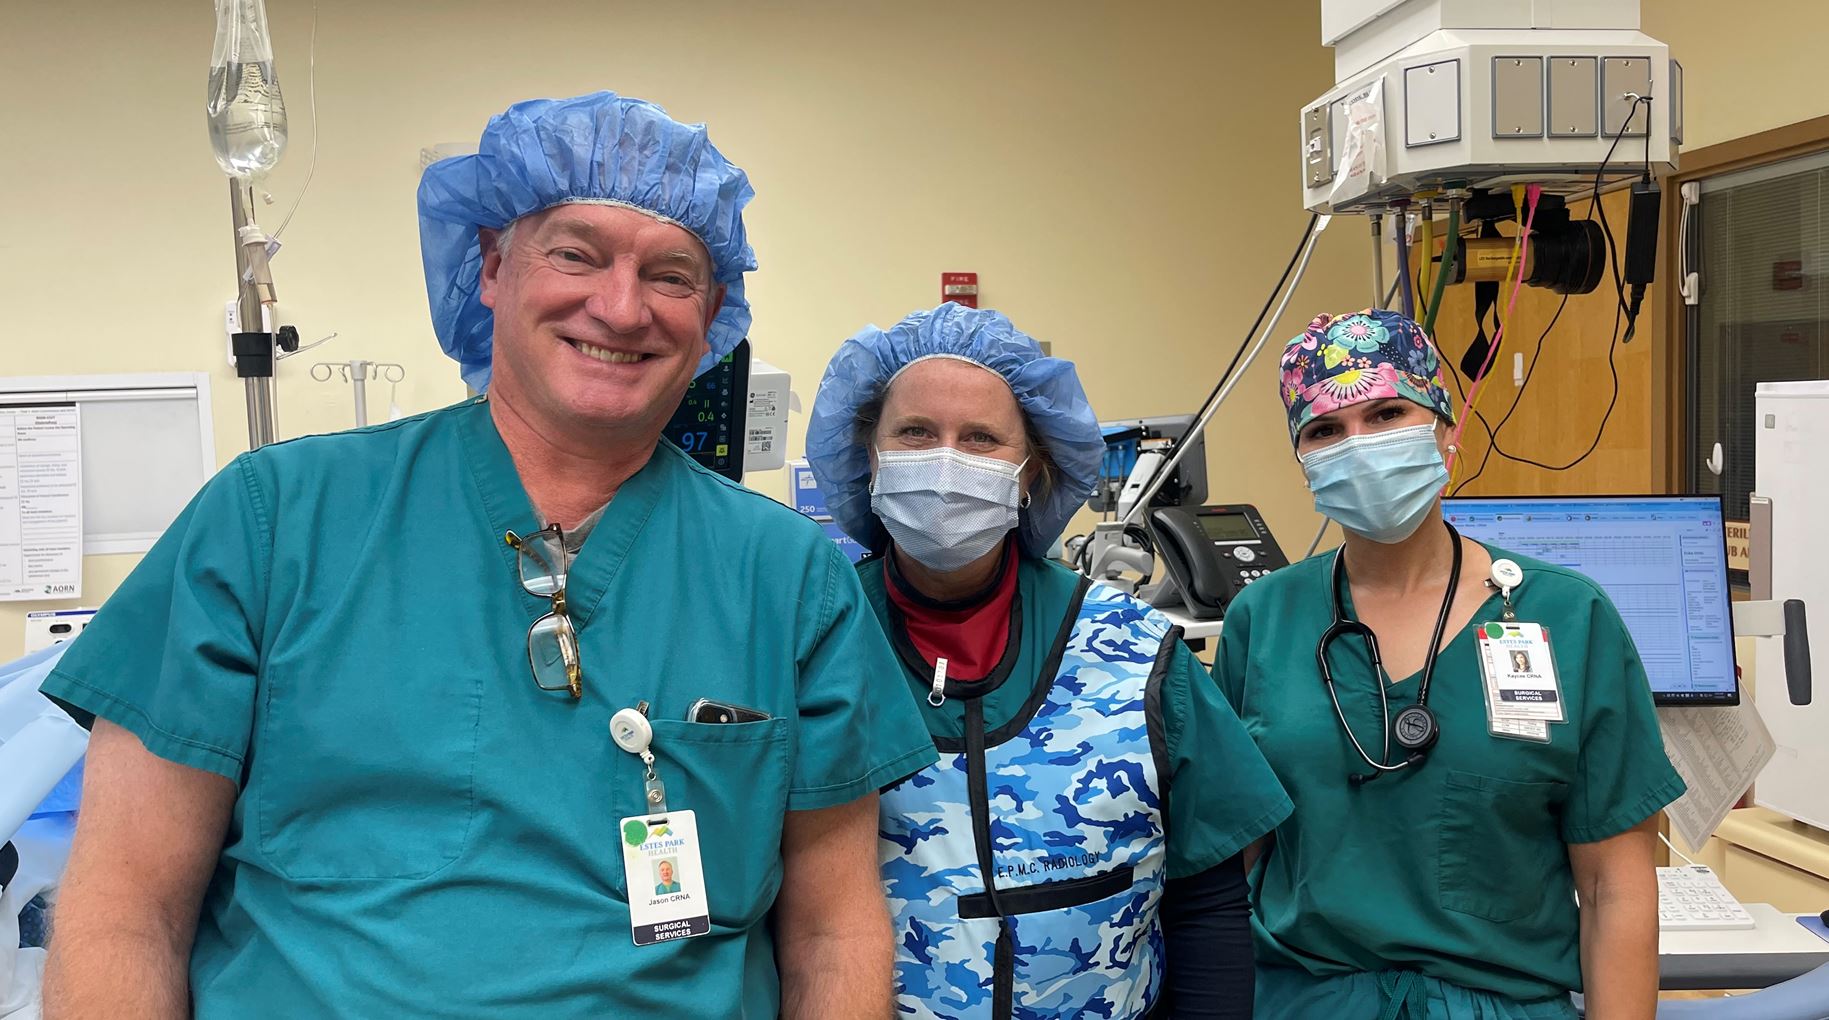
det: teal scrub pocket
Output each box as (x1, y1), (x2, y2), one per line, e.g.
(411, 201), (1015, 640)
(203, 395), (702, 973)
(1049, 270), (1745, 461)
(642, 717), (790, 928)
(1438, 770), (1566, 923)
(254, 665), (485, 881)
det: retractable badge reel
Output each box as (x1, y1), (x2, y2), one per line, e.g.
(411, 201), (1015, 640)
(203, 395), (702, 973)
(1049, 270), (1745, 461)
(610, 704), (666, 812)
(1490, 558), (1524, 620)
(610, 703), (711, 946)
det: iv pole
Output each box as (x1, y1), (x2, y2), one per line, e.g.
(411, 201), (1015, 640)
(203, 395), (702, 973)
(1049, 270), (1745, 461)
(230, 181), (278, 449)
(211, 0), (295, 450)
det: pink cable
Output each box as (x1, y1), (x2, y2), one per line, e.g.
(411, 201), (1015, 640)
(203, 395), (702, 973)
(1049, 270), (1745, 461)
(1444, 184), (1542, 474)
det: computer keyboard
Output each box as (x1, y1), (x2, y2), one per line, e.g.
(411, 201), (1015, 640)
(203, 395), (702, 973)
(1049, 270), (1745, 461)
(1658, 865), (1756, 931)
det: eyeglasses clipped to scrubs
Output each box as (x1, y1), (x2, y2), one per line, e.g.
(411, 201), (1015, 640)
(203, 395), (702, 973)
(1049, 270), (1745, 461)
(504, 525), (582, 699)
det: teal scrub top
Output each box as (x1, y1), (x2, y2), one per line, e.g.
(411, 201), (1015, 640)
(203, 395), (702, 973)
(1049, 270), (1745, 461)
(41, 399), (937, 1020)
(1212, 545), (1685, 1003)
(858, 552), (1292, 879)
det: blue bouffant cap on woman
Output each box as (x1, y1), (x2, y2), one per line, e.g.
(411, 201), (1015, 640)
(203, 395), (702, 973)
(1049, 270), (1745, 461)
(805, 304), (1103, 558)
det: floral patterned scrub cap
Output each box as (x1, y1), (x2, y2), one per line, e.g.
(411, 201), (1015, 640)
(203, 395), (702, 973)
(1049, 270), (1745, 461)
(1278, 308), (1457, 445)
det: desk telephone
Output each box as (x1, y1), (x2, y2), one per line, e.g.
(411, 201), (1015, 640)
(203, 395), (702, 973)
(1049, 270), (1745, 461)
(1149, 504), (1290, 619)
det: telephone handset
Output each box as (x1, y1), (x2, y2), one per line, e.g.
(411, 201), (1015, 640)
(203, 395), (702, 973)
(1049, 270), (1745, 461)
(1148, 504), (1290, 619)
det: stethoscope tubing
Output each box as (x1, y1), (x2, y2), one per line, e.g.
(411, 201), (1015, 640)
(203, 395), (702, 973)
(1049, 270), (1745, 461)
(1318, 522), (1465, 777)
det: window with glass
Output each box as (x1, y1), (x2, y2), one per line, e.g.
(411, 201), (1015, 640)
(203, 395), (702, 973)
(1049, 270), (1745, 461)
(1687, 149), (1829, 581)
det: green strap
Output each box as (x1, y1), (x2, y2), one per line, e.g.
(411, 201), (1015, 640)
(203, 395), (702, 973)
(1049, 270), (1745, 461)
(1420, 203), (1462, 337)
(1375, 970), (1429, 1020)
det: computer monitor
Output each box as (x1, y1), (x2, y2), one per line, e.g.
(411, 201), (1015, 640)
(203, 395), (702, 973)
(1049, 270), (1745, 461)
(663, 340), (750, 481)
(1442, 495), (1739, 706)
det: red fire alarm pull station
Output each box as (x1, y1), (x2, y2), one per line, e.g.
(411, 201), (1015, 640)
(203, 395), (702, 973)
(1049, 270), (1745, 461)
(941, 272), (979, 308)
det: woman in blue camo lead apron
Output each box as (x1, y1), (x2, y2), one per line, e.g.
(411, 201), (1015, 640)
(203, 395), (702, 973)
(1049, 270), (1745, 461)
(805, 304), (1293, 1020)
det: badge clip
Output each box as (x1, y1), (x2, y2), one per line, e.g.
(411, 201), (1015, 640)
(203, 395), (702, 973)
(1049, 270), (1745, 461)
(1489, 559), (1524, 622)
(642, 756), (668, 816)
(611, 702), (668, 815)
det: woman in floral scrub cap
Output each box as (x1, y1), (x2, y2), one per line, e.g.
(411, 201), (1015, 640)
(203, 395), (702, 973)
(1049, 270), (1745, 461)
(1212, 309), (1683, 1020)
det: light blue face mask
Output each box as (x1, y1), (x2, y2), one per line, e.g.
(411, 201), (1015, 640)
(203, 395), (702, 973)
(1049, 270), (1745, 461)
(871, 447), (1028, 572)
(1298, 423), (1448, 544)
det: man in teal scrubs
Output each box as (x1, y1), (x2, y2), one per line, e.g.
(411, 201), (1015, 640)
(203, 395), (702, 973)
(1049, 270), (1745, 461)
(40, 92), (934, 1019)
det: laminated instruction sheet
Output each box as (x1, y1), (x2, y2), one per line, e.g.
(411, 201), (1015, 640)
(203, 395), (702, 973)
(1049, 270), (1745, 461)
(0, 404), (82, 601)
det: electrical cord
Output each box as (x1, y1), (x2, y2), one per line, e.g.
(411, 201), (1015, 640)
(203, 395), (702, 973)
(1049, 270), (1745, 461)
(1457, 101), (1648, 480)
(1303, 517), (1331, 559)
(1644, 98), (1655, 179)
(1494, 295), (1624, 472)
(1194, 213), (1318, 429)
(1450, 293), (1570, 494)
(1620, 96), (1657, 342)
(1659, 830), (1700, 867)
(1114, 214), (1318, 528)
(1484, 103), (1645, 473)
(1445, 185), (1541, 479)
(1469, 293), (1609, 477)
(1590, 96), (1653, 322)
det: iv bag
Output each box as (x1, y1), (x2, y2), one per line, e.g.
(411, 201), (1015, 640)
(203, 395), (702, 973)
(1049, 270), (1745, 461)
(207, 0), (288, 180)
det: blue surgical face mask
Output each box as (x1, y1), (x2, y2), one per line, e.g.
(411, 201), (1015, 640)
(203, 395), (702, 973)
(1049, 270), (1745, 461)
(871, 447), (1027, 572)
(1298, 423), (1447, 544)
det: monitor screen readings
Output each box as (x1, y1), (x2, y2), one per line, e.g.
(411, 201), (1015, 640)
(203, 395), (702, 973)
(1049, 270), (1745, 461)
(663, 341), (749, 482)
(1443, 495), (1738, 705)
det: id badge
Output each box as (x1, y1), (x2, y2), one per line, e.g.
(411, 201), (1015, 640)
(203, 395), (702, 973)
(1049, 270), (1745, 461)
(1486, 711), (1551, 743)
(1475, 622), (1566, 724)
(1477, 641), (1551, 743)
(621, 809), (711, 946)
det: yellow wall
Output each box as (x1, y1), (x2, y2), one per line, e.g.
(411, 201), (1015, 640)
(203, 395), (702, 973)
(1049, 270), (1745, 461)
(0, 1), (1364, 659)
(14, 3), (1806, 663)
(1643, 0), (1829, 149)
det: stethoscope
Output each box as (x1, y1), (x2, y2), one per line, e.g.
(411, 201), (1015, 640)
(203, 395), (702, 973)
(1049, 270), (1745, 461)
(1317, 522), (1463, 787)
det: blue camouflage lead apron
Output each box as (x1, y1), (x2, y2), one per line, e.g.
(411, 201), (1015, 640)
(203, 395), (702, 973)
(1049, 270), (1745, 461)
(880, 578), (1174, 1020)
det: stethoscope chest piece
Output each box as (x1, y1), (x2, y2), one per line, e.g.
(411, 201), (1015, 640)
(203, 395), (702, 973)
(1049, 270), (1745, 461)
(1392, 703), (1439, 751)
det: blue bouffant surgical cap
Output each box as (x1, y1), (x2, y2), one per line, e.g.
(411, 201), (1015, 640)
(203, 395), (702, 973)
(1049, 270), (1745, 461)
(806, 304), (1103, 558)
(417, 91), (757, 390)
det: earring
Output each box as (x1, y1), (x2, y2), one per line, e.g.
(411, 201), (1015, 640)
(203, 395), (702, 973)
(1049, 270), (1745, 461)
(1019, 492), (1032, 509)
(1447, 443), (1458, 454)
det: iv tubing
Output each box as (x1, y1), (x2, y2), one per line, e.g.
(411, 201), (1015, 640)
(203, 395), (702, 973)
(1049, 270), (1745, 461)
(1445, 185), (1542, 476)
